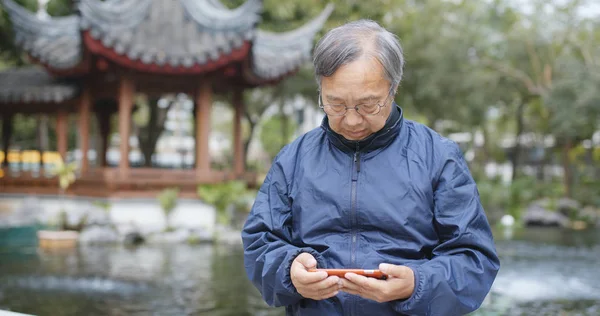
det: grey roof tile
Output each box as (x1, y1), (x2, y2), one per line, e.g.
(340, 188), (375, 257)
(4, 0), (332, 80)
(250, 4), (334, 80)
(0, 68), (78, 104)
(79, 0), (260, 67)
(3, 0), (82, 69)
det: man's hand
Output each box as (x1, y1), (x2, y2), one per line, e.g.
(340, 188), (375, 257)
(290, 252), (341, 300)
(340, 263), (415, 303)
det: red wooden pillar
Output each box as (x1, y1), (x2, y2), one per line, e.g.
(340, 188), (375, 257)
(232, 88), (245, 177)
(56, 110), (68, 163)
(78, 86), (92, 174)
(195, 81), (212, 173)
(118, 75), (135, 178)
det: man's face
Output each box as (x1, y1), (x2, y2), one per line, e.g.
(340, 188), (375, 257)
(321, 57), (394, 141)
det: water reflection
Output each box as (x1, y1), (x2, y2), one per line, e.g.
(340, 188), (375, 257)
(0, 227), (599, 316)
(475, 227), (600, 316)
(0, 244), (284, 316)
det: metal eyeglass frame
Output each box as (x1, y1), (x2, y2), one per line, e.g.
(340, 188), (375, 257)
(318, 92), (394, 117)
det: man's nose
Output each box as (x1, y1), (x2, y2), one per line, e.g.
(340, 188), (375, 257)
(344, 109), (363, 127)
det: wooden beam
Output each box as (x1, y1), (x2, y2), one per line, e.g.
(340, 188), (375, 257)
(233, 88), (245, 177)
(78, 87), (92, 174)
(0, 100), (78, 115)
(195, 81), (212, 172)
(118, 74), (135, 178)
(56, 110), (68, 163)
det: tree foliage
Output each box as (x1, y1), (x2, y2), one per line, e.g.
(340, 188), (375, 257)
(259, 114), (297, 161)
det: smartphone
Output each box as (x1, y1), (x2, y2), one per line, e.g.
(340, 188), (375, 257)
(308, 268), (387, 280)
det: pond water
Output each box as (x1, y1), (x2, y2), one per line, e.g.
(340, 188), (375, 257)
(0, 227), (599, 316)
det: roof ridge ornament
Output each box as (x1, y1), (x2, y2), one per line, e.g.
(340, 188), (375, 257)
(255, 4), (334, 49)
(249, 3), (334, 81)
(180, 0), (262, 32)
(2, 0), (83, 69)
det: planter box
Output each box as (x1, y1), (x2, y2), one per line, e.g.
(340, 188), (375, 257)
(37, 230), (79, 248)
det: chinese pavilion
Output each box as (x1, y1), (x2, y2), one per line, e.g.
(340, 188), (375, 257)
(0, 0), (332, 197)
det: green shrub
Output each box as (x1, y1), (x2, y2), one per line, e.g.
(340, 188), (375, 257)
(157, 187), (180, 231)
(574, 179), (600, 208)
(476, 175), (565, 223)
(92, 200), (111, 212)
(52, 161), (78, 192)
(475, 177), (509, 223)
(197, 181), (255, 225)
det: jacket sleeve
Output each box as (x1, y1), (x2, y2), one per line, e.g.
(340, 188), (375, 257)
(394, 142), (500, 316)
(241, 157), (325, 307)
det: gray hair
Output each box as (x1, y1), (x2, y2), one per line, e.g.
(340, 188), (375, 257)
(313, 19), (405, 95)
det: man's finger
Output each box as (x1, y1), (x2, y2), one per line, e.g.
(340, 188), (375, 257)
(339, 278), (360, 292)
(345, 273), (385, 293)
(295, 267), (328, 284)
(379, 263), (412, 279)
(318, 288), (340, 300)
(317, 281), (341, 297)
(344, 273), (370, 287)
(295, 253), (317, 269)
(312, 276), (340, 290)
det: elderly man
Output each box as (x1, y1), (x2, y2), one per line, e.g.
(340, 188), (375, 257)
(242, 20), (499, 316)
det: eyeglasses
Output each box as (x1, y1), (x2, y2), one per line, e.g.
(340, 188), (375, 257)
(318, 92), (394, 117)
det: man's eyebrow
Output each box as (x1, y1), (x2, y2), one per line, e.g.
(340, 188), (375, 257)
(325, 95), (344, 102)
(325, 95), (381, 102)
(356, 95), (380, 102)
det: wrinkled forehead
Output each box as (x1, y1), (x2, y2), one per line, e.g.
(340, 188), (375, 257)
(320, 58), (389, 101)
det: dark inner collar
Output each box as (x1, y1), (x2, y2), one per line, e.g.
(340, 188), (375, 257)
(321, 103), (403, 154)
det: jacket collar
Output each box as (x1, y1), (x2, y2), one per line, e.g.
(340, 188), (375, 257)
(321, 103), (404, 155)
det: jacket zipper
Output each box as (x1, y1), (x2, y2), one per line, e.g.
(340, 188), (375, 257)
(350, 143), (360, 316)
(351, 145), (360, 265)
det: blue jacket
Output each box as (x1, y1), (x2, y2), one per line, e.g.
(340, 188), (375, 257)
(242, 105), (500, 315)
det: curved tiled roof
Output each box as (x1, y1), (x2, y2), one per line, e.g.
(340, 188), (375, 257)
(250, 4), (334, 81)
(79, 0), (259, 68)
(3, 0), (82, 69)
(3, 0), (332, 81)
(0, 68), (78, 104)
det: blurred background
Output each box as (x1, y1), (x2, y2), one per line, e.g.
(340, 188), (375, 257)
(0, 0), (599, 315)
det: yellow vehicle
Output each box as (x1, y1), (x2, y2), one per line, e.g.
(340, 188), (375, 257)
(0, 150), (64, 177)
(1, 150), (22, 176)
(22, 150), (41, 163)
(6, 150), (20, 164)
(44, 152), (63, 164)
(21, 150), (42, 173)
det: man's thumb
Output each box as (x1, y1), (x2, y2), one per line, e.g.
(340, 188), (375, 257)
(379, 263), (412, 278)
(295, 252), (317, 268)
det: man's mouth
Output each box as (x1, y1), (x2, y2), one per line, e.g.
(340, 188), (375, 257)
(346, 130), (367, 138)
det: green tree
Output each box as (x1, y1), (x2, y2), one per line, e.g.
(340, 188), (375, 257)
(132, 95), (178, 167)
(479, 0), (599, 195)
(259, 114), (297, 161)
(0, 0), (37, 67)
